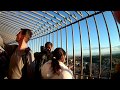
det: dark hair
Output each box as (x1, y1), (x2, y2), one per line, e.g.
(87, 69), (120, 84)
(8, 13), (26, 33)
(40, 46), (46, 52)
(51, 48), (66, 75)
(45, 42), (53, 48)
(21, 28), (32, 42)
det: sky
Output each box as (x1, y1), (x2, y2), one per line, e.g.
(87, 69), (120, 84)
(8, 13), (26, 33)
(28, 11), (120, 56)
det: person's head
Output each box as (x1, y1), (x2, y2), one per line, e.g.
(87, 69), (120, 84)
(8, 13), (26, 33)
(40, 46), (46, 52)
(53, 48), (66, 63)
(51, 48), (66, 75)
(16, 28), (32, 43)
(45, 42), (53, 51)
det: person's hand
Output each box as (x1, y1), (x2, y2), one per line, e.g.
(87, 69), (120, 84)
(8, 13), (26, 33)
(68, 65), (73, 70)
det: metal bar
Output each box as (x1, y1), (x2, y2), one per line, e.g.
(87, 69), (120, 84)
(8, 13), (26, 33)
(42, 11), (61, 22)
(34, 39), (35, 53)
(60, 28), (62, 48)
(32, 39), (34, 52)
(53, 11), (66, 19)
(31, 40), (32, 52)
(30, 40), (32, 52)
(0, 18), (25, 30)
(1, 23), (18, 35)
(30, 40), (32, 49)
(37, 38), (39, 52)
(11, 11), (43, 25)
(36, 38), (37, 52)
(39, 38), (41, 52)
(30, 11), (57, 34)
(32, 40), (34, 52)
(102, 12), (112, 79)
(41, 37), (43, 48)
(34, 24), (55, 39)
(30, 40), (32, 50)
(54, 11), (73, 23)
(76, 11), (83, 17)
(2, 11), (38, 29)
(0, 21), (17, 34)
(52, 32), (54, 50)
(34, 39), (36, 52)
(18, 11), (54, 37)
(0, 19), (27, 36)
(78, 21), (83, 79)
(31, 11), (103, 40)
(64, 11), (78, 20)
(36, 38), (38, 52)
(57, 29), (58, 47)
(43, 36), (45, 46)
(49, 33), (50, 42)
(0, 27), (16, 44)
(46, 33), (47, 43)
(10, 11), (41, 29)
(93, 15), (102, 79)
(0, 14), (36, 31)
(36, 38), (39, 52)
(69, 16), (76, 78)
(85, 18), (92, 78)
(0, 28), (15, 41)
(65, 19), (68, 66)
(35, 38), (37, 52)
(41, 37), (42, 47)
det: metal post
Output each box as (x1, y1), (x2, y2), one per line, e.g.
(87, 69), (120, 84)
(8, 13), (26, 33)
(102, 12), (112, 79)
(78, 21), (83, 79)
(93, 15), (102, 79)
(85, 18), (92, 78)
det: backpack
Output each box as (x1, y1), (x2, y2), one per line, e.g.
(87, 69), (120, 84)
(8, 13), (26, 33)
(21, 47), (30, 79)
(35, 50), (53, 79)
(35, 52), (47, 79)
(0, 50), (9, 79)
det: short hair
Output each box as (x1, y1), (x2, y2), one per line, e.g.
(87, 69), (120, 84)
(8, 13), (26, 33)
(45, 42), (53, 48)
(21, 28), (32, 42)
(40, 46), (45, 52)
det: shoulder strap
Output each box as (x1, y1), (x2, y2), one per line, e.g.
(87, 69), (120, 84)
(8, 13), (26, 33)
(9, 45), (18, 59)
(22, 47), (30, 64)
(40, 52), (48, 66)
(21, 47), (30, 79)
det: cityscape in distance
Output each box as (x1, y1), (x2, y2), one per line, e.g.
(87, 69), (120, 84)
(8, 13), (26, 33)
(67, 45), (120, 79)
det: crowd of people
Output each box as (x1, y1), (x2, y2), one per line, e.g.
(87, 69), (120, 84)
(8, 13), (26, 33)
(0, 28), (74, 79)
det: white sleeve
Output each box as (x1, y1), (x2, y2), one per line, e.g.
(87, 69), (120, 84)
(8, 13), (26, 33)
(62, 69), (74, 79)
